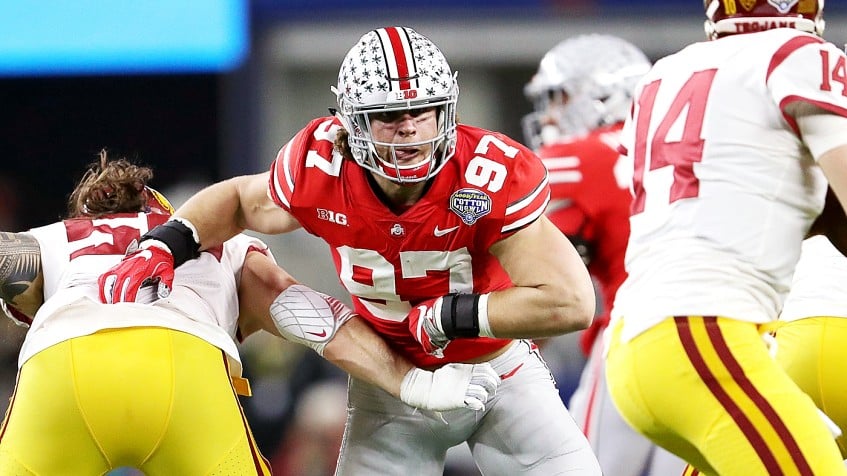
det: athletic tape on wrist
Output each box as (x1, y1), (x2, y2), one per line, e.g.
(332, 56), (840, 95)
(170, 216), (201, 244)
(142, 218), (200, 266)
(440, 293), (481, 339)
(399, 368), (430, 408)
(477, 293), (494, 337)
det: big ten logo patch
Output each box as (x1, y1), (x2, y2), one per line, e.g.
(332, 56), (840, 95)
(317, 208), (348, 225)
(392, 89), (418, 100)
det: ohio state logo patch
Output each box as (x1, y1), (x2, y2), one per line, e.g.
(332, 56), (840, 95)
(449, 188), (491, 225)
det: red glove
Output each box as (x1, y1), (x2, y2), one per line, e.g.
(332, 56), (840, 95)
(98, 241), (175, 304)
(407, 297), (449, 358)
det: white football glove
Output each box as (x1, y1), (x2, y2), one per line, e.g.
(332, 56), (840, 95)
(400, 362), (500, 412)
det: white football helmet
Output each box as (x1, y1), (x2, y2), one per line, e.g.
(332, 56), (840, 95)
(332, 27), (458, 183)
(522, 34), (651, 150)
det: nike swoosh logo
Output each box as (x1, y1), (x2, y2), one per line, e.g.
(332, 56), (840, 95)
(434, 225), (459, 237)
(499, 363), (524, 381)
(306, 329), (328, 338)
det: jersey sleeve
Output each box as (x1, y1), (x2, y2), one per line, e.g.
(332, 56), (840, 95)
(224, 233), (275, 284)
(500, 140), (550, 237)
(267, 117), (336, 212)
(767, 34), (847, 128)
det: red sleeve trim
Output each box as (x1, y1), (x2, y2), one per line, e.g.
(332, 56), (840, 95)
(268, 143), (293, 211)
(766, 35), (823, 83)
(779, 95), (847, 135)
(502, 173), (550, 234)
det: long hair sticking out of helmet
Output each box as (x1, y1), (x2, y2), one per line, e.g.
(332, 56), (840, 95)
(332, 26), (459, 184)
(521, 34), (651, 149)
(67, 149), (174, 218)
(704, 0), (825, 40)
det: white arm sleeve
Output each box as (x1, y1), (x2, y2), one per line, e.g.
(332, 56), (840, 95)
(792, 105), (847, 160)
(269, 284), (354, 356)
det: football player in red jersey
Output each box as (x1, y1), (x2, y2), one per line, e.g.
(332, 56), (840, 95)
(98, 26), (601, 475)
(605, 1), (847, 474)
(523, 34), (687, 476)
(0, 151), (499, 474)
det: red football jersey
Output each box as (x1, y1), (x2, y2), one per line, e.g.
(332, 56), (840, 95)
(269, 116), (550, 367)
(537, 124), (631, 353)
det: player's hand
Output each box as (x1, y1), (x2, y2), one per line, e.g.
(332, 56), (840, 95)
(269, 284), (355, 356)
(98, 240), (175, 304)
(406, 296), (449, 358)
(400, 362), (500, 412)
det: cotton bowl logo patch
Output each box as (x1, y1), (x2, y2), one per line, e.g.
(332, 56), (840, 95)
(449, 188), (491, 225)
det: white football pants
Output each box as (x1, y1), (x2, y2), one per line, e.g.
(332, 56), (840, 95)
(569, 332), (687, 476)
(335, 339), (601, 475)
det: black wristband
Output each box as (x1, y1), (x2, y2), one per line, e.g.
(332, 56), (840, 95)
(439, 293), (481, 339)
(142, 220), (200, 267)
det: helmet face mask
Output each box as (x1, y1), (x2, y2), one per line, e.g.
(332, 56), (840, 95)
(333, 27), (459, 184)
(522, 35), (651, 149)
(522, 89), (569, 150)
(704, 0), (825, 40)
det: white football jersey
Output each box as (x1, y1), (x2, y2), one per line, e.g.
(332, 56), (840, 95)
(18, 213), (270, 375)
(612, 29), (847, 342)
(779, 235), (847, 322)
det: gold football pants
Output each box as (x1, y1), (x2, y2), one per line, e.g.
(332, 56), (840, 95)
(774, 316), (847, 458)
(606, 316), (845, 476)
(0, 327), (271, 475)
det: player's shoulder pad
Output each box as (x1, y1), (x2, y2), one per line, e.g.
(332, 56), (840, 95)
(456, 124), (537, 167)
(453, 124), (546, 190)
(269, 116), (344, 209)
